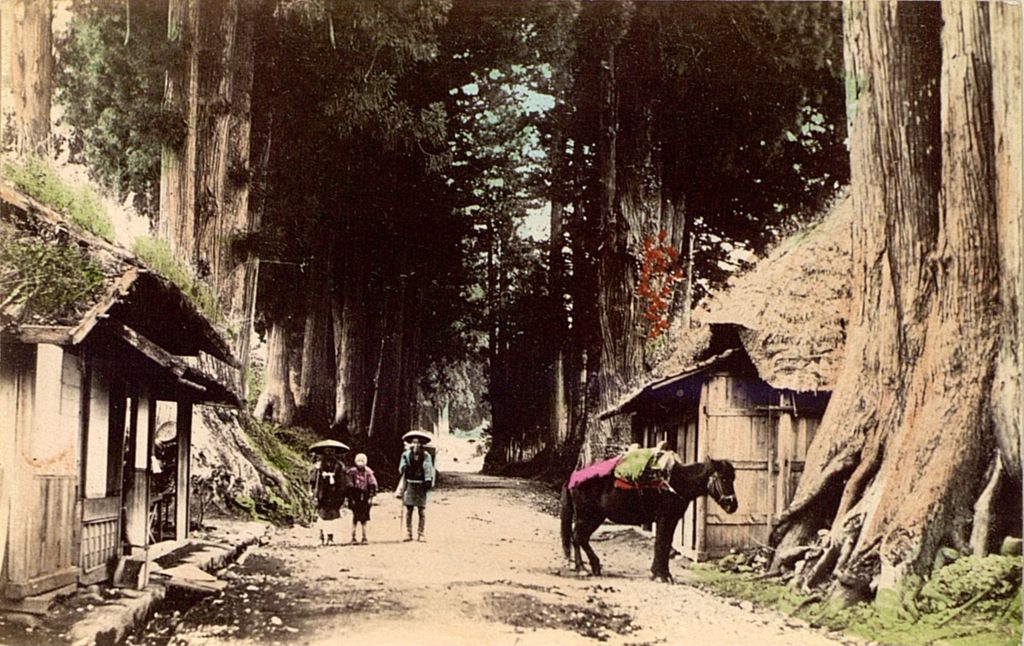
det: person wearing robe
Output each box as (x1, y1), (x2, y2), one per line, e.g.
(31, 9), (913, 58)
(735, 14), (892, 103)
(346, 453), (378, 544)
(398, 432), (435, 542)
(311, 449), (348, 545)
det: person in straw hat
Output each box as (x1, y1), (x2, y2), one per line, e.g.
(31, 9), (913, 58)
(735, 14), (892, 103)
(309, 442), (349, 546)
(398, 430), (436, 542)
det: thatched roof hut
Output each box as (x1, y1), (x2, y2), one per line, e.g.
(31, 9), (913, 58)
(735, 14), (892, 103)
(0, 183), (242, 605)
(598, 195), (854, 560)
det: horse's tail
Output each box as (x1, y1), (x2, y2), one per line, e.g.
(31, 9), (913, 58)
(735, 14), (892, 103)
(560, 483), (574, 559)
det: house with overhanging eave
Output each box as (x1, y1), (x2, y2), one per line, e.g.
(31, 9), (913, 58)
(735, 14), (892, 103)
(601, 195), (854, 561)
(0, 183), (242, 611)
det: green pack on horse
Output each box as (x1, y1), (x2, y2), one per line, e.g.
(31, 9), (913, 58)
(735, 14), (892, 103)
(561, 449), (738, 582)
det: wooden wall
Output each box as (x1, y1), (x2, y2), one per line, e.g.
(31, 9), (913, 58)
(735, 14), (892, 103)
(678, 373), (822, 561)
(2, 343), (80, 599)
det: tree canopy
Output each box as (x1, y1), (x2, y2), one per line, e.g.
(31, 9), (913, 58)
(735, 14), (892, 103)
(55, 0), (847, 461)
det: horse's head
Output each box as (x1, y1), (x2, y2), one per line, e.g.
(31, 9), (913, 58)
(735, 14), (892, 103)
(705, 459), (738, 514)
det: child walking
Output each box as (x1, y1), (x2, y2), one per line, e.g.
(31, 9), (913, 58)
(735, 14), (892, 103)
(346, 453), (378, 544)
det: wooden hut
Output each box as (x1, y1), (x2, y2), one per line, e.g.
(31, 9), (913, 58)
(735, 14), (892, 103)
(601, 196), (853, 561)
(0, 184), (241, 610)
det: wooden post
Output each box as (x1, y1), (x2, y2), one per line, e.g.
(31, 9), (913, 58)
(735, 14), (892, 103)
(776, 392), (794, 514)
(694, 381), (710, 560)
(0, 340), (22, 589)
(175, 400), (192, 541)
(123, 392), (151, 555)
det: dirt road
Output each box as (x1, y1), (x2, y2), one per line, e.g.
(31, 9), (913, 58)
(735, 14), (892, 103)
(144, 473), (860, 646)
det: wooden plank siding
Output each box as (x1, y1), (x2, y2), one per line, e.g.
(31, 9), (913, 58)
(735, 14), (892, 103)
(678, 417), (700, 556)
(6, 477), (78, 597)
(619, 354), (830, 561)
(2, 344), (82, 599)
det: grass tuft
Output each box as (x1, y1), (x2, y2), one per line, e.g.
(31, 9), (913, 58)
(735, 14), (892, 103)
(3, 155), (115, 241)
(131, 235), (221, 324)
(0, 235), (105, 321)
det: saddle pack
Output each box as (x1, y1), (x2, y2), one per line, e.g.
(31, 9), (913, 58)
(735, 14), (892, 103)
(567, 446), (672, 491)
(612, 447), (671, 490)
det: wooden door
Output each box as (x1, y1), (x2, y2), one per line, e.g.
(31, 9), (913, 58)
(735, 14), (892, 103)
(699, 373), (774, 559)
(677, 417), (700, 558)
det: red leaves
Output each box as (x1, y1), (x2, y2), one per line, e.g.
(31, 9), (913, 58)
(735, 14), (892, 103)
(637, 230), (684, 341)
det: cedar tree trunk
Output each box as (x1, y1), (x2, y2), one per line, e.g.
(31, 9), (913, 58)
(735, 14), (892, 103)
(193, 0), (258, 365)
(159, 0), (200, 264)
(254, 320), (296, 424)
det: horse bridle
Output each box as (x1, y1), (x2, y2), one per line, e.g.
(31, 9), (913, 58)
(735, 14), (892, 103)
(707, 467), (736, 506)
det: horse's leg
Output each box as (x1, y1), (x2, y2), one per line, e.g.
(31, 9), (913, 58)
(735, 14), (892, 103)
(651, 515), (680, 583)
(573, 541), (585, 573)
(574, 516), (605, 576)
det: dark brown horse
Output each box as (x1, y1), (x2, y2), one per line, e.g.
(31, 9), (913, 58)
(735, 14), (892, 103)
(560, 455), (738, 582)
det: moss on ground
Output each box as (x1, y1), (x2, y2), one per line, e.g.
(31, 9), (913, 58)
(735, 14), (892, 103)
(688, 557), (1021, 646)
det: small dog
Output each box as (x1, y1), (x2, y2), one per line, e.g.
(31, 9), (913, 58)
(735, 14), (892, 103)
(319, 529), (335, 546)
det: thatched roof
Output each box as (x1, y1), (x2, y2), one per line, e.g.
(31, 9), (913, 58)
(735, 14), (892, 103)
(0, 183), (242, 405)
(701, 194), (853, 392)
(613, 193), (854, 420)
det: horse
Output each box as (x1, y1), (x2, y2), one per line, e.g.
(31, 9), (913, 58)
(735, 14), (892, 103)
(560, 455), (738, 582)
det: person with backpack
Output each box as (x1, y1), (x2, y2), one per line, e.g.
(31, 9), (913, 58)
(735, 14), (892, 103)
(398, 430), (435, 542)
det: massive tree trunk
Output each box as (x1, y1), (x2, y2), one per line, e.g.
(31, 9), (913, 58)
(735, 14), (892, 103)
(295, 252), (336, 430)
(0, 0), (52, 156)
(253, 320), (295, 425)
(585, 3), (637, 464)
(159, 0), (200, 264)
(332, 258), (369, 437)
(771, 0), (1011, 603)
(193, 0), (258, 365)
(550, 191), (569, 447)
(988, 0), (1022, 490)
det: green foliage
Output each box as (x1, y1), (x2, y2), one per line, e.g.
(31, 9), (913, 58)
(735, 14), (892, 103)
(56, 0), (173, 214)
(690, 559), (1022, 646)
(131, 236), (220, 324)
(920, 555), (1022, 614)
(0, 235), (105, 322)
(239, 417), (318, 525)
(2, 156), (114, 240)
(564, 1), (848, 299)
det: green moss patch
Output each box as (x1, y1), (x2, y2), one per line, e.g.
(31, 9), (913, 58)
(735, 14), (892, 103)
(689, 555), (1021, 646)
(235, 417), (319, 525)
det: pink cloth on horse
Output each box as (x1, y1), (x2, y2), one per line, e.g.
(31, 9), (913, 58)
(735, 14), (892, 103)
(568, 456), (623, 490)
